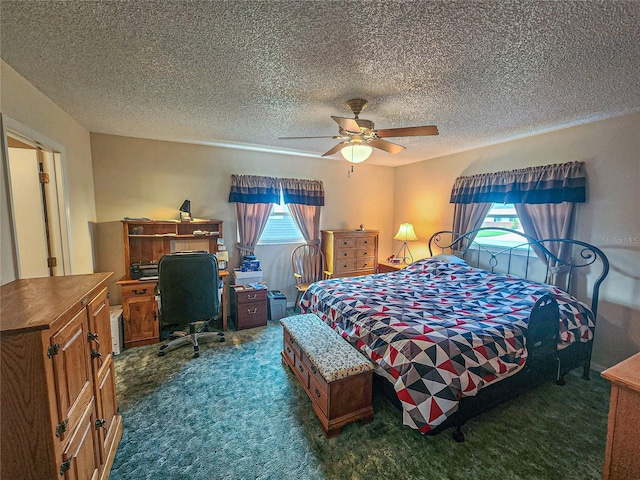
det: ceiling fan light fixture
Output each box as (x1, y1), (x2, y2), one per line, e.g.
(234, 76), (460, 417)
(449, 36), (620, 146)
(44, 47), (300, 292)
(341, 144), (372, 163)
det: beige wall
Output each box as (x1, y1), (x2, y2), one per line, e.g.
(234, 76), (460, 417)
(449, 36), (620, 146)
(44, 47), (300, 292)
(1, 61), (97, 284)
(90, 134), (395, 304)
(394, 112), (640, 369)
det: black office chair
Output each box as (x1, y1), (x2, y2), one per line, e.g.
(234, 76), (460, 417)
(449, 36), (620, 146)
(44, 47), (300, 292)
(156, 252), (224, 358)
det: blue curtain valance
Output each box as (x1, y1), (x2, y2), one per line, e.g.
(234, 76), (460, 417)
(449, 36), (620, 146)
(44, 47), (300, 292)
(280, 178), (325, 206)
(228, 175), (280, 204)
(228, 175), (325, 206)
(450, 161), (586, 204)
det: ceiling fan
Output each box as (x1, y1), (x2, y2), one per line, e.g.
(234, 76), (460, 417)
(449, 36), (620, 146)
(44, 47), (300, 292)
(279, 98), (439, 162)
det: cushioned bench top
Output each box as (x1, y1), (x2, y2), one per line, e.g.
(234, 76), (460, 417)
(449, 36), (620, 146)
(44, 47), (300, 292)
(281, 314), (374, 383)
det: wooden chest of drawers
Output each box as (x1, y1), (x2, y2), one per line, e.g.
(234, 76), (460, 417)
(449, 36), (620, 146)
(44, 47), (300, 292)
(322, 229), (379, 278)
(232, 287), (268, 330)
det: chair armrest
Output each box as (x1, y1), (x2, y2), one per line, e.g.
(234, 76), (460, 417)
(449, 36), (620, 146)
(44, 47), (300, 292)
(323, 270), (332, 279)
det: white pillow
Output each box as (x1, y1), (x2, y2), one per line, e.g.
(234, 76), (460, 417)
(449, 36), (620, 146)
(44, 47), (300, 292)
(432, 254), (466, 264)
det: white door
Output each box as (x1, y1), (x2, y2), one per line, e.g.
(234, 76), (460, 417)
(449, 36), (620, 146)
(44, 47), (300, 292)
(7, 145), (51, 278)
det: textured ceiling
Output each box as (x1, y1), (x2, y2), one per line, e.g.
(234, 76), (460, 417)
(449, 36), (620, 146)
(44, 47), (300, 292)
(2, 1), (639, 166)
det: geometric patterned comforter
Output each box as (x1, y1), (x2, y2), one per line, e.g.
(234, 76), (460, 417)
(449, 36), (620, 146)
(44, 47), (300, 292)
(300, 258), (594, 434)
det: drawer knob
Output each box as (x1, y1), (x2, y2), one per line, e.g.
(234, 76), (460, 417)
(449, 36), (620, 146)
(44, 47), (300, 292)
(247, 293), (257, 300)
(298, 364), (304, 373)
(310, 364), (317, 374)
(132, 288), (147, 295)
(315, 387), (321, 398)
(247, 308), (258, 315)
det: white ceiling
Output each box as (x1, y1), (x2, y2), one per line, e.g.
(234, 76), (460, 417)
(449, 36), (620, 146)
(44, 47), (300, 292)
(2, 1), (639, 166)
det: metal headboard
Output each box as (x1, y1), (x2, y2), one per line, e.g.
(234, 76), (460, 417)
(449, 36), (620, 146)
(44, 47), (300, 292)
(428, 227), (610, 319)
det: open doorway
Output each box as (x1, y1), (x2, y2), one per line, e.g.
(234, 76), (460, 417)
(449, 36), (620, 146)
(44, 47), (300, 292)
(2, 116), (71, 278)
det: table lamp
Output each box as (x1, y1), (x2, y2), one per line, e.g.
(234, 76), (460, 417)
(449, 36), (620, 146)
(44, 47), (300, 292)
(394, 223), (418, 264)
(179, 199), (191, 222)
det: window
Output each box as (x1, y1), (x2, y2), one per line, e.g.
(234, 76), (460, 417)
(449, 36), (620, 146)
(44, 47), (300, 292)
(475, 203), (529, 249)
(258, 193), (304, 245)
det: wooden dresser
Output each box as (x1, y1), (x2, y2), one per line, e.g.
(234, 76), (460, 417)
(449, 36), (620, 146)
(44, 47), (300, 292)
(1, 273), (122, 480)
(322, 229), (379, 278)
(601, 353), (640, 480)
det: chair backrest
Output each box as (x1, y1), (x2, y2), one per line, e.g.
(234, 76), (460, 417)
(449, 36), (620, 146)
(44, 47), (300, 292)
(291, 244), (326, 285)
(157, 252), (220, 327)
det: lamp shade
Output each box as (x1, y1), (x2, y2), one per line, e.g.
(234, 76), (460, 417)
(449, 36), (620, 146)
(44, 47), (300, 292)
(394, 223), (418, 242)
(179, 199), (191, 213)
(340, 144), (372, 163)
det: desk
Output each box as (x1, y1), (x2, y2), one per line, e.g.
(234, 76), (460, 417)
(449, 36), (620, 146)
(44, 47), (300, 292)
(117, 269), (229, 348)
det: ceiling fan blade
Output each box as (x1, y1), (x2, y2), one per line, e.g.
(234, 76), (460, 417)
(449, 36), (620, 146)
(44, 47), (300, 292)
(331, 116), (361, 134)
(321, 142), (349, 157)
(279, 135), (341, 140)
(375, 125), (439, 137)
(368, 138), (406, 154)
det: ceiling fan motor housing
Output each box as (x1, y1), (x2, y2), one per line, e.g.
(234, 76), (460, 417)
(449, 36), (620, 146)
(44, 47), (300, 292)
(346, 98), (368, 118)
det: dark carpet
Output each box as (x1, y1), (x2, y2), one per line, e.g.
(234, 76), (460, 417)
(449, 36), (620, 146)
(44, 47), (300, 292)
(110, 318), (610, 480)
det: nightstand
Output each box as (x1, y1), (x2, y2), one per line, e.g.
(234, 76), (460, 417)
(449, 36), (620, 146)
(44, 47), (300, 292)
(377, 261), (407, 273)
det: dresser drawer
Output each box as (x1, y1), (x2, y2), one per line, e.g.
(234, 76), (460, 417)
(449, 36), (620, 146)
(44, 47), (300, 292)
(294, 355), (310, 388)
(284, 331), (302, 356)
(334, 260), (356, 274)
(357, 259), (376, 271)
(356, 247), (375, 259)
(235, 288), (267, 304)
(336, 249), (356, 260)
(309, 373), (329, 417)
(283, 336), (297, 365)
(120, 282), (156, 299)
(336, 238), (356, 248)
(235, 301), (267, 329)
(356, 236), (376, 248)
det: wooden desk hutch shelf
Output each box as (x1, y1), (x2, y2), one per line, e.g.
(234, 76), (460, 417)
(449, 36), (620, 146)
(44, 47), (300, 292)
(117, 219), (227, 348)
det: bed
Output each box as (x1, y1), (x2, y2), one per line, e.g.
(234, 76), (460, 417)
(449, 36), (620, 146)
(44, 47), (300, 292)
(299, 228), (609, 440)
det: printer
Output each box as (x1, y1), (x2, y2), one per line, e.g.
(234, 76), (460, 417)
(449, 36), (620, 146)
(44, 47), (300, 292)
(130, 261), (159, 279)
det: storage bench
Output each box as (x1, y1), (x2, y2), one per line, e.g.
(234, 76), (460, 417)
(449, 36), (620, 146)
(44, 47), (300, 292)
(280, 314), (374, 437)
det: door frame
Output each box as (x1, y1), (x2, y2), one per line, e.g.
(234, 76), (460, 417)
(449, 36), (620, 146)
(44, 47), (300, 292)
(1, 114), (72, 276)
